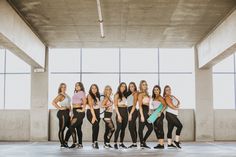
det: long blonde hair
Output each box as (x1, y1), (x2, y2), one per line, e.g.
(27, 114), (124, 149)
(139, 80), (149, 96)
(58, 83), (66, 94)
(104, 85), (112, 97)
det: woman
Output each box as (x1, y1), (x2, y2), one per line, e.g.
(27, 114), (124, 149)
(64, 82), (87, 148)
(52, 83), (72, 148)
(138, 80), (153, 149)
(87, 84), (101, 149)
(101, 85), (115, 148)
(127, 82), (138, 148)
(164, 85), (183, 149)
(151, 85), (167, 149)
(114, 82), (128, 149)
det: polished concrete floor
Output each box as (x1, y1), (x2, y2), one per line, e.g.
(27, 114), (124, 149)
(0, 142), (236, 157)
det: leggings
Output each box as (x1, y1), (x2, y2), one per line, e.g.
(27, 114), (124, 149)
(103, 112), (115, 144)
(65, 108), (85, 144)
(153, 112), (164, 139)
(87, 109), (101, 143)
(138, 105), (153, 144)
(57, 109), (70, 145)
(114, 107), (128, 143)
(128, 106), (138, 143)
(166, 111), (183, 139)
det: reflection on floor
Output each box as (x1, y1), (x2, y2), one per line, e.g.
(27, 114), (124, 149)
(0, 142), (236, 157)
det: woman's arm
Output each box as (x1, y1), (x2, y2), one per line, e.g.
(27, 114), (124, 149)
(130, 92), (138, 115)
(101, 97), (109, 108)
(165, 96), (178, 110)
(82, 95), (87, 112)
(52, 94), (64, 110)
(114, 94), (122, 122)
(158, 96), (167, 113)
(87, 95), (97, 123)
(138, 93), (144, 122)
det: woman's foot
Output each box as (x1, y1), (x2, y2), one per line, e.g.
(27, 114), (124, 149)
(114, 143), (118, 149)
(174, 141), (181, 149)
(69, 143), (77, 149)
(128, 144), (138, 149)
(92, 142), (99, 149)
(168, 143), (177, 148)
(77, 144), (83, 149)
(140, 142), (151, 149)
(119, 143), (127, 149)
(104, 143), (113, 148)
(153, 144), (164, 149)
(60, 143), (68, 148)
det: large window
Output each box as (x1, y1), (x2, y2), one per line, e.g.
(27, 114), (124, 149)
(0, 49), (31, 109)
(213, 54), (235, 109)
(49, 48), (195, 109)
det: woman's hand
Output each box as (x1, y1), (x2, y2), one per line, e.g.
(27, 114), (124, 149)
(141, 115), (145, 122)
(118, 115), (122, 123)
(91, 116), (97, 124)
(128, 114), (132, 121)
(59, 106), (67, 110)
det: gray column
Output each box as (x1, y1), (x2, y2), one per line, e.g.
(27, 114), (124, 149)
(30, 48), (49, 141)
(194, 47), (214, 141)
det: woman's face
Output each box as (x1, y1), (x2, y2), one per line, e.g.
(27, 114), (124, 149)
(154, 87), (160, 96)
(120, 84), (126, 93)
(61, 84), (67, 93)
(75, 83), (81, 91)
(165, 87), (171, 96)
(129, 84), (135, 93)
(141, 81), (148, 91)
(105, 87), (112, 96)
(91, 85), (98, 94)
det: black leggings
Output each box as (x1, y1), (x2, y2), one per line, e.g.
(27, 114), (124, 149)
(87, 109), (101, 143)
(103, 112), (115, 144)
(114, 107), (128, 143)
(166, 111), (183, 139)
(128, 106), (138, 143)
(138, 105), (153, 144)
(65, 108), (85, 144)
(153, 112), (164, 139)
(57, 110), (70, 145)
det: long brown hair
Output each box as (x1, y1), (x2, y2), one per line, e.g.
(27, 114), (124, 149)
(163, 85), (171, 97)
(152, 85), (161, 100)
(58, 83), (66, 94)
(89, 84), (100, 103)
(74, 82), (85, 93)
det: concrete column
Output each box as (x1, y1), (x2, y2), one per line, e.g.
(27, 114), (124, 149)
(194, 47), (214, 141)
(30, 48), (49, 141)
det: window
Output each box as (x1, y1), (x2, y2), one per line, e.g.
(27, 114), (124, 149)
(0, 75), (4, 109)
(0, 49), (5, 73)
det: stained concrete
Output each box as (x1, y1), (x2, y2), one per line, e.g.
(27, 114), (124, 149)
(7, 0), (236, 48)
(0, 142), (236, 157)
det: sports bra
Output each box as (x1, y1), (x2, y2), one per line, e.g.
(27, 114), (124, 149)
(72, 91), (85, 105)
(142, 96), (150, 105)
(151, 100), (162, 110)
(127, 94), (134, 107)
(59, 94), (71, 108)
(101, 95), (113, 112)
(118, 97), (128, 107)
(166, 96), (179, 116)
(87, 97), (101, 110)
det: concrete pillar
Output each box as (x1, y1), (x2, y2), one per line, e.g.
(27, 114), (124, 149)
(30, 48), (49, 141)
(194, 47), (214, 141)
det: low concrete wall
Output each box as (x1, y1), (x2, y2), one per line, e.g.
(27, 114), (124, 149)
(214, 109), (236, 141)
(0, 110), (30, 141)
(49, 109), (195, 142)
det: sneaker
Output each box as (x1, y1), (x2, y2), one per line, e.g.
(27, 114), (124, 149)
(69, 143), (77, 149)
(104, 143), (113, 148)
(174, 141), (181, 149)
(168, 144), (177, 148)
(153, 144), (164, 149)
(60, 143), (68, 148)
(114, 143), (118, 149)
(119, 143), (127, 149)
(128, 144), (138, 149)
(92, 142), (99, 149)
(77, 144), (83, 149)
(64, 143), (69, 148)
(140, 143), (151, 149)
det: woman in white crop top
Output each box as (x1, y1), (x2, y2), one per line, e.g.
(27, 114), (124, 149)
(52, 83), (72, 148)
(164, 85), (183, 149)
(138, 80), (153, 149)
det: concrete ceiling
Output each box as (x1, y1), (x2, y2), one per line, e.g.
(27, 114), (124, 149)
(8, 0), (236, 48)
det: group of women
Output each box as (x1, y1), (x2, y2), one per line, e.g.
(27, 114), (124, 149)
(52, 80), (183, 150)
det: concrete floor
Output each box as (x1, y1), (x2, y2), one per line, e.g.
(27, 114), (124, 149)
(0, 142), (236, 157)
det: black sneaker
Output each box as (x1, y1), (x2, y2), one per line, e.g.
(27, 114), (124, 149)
(104, 143), (113, 148)
(92, 142), (99, 149)
(174, 141), (181, 149)
(78, 144), (83, 149)
(69, 143), (77, 149)
(140, 143), (151, 149)
(114, 143), (118, 149)
(168, 144), (177, 148)
(153, 144), (164, 149)
(119, 143), (127, 149)
(60, 143), (68, 148)
(128, 144), (138, 148)
(64, 143), (69, 148)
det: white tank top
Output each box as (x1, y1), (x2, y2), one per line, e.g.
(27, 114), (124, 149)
(166, 96), (179, 115)
(118, 97), (128, 107)
(59, 94), (71, 108)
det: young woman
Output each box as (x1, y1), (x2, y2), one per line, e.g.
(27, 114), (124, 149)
(127, 82), (138, 148)
(164, 85), (183, 149)
(87, 84), (101, 149)
(151, 85), (167, 149)
(64, 82), (87, 148)
(101, 85), (115, 148)
(114, 82), (128, 149)
(138, 80), (153, 149)
(52, 83), (72, 148)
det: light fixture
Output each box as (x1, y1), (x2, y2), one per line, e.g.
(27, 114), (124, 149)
(96, 0), (105, 38)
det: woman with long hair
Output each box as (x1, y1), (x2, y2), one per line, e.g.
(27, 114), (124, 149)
(52, 83), (73, 148)
(64, 82), (87, 148)
(151, 85), (167, 149)
(101, 85), (115, 148)
(113, 82), (128, 149)
(138, 80), (153, 149)
(127, 82), (138, 148)
(87, 84), (101, 149)
(164, 85), (183, 149)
